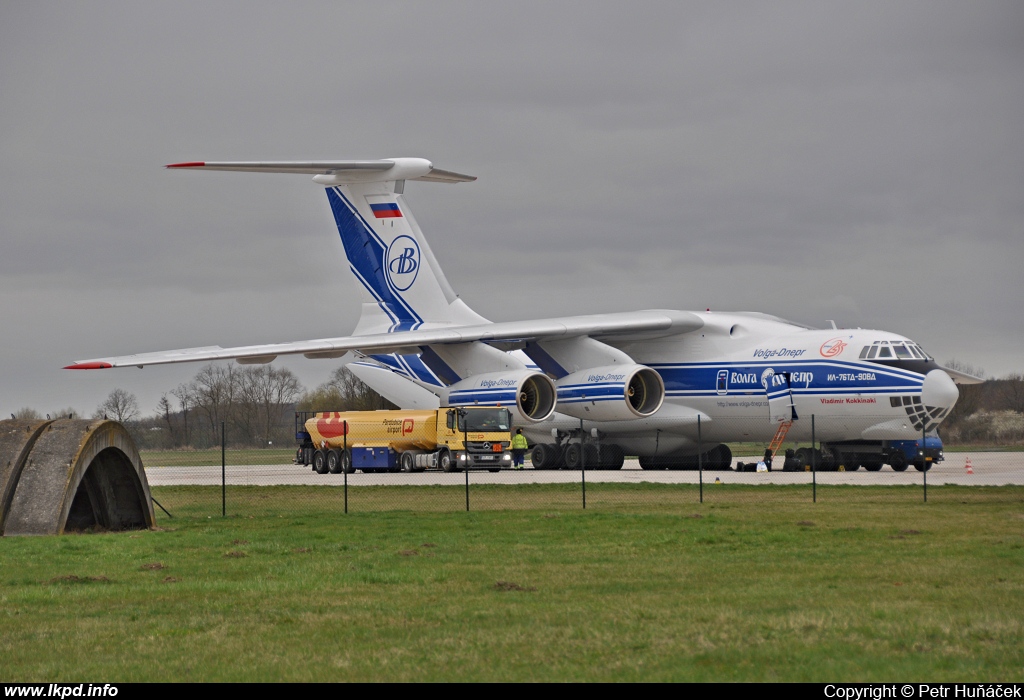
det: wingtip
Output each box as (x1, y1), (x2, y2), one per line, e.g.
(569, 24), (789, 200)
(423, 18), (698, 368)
(64, 362), (113, 370)
(166, 161), (205, 169)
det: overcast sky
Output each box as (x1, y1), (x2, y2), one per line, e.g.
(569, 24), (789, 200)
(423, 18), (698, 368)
(2, 1), (1022, 419)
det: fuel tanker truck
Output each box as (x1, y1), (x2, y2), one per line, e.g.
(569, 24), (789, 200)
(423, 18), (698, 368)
(295, 406), (514, 474)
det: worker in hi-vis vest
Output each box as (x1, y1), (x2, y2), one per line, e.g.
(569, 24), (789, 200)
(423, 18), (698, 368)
(511, 428), (529, 470)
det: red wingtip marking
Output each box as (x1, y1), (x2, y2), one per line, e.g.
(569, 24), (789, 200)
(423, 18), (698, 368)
(64, 362), (113, 370)
(166, 161), (206, 168)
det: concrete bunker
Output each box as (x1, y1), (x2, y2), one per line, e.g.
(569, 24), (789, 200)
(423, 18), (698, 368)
(0, 418), (155, 536)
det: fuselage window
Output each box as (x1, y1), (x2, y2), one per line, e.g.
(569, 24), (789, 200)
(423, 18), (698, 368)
(860, 346), (870, 359)
(878, 346), (893, 358)
(893, 344), (912, 359)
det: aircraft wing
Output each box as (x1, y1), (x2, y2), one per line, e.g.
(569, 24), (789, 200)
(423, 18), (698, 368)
(64, 310), (703, 369)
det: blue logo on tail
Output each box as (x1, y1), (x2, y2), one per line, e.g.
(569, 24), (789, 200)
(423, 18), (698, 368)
(386, 235), (420, 291)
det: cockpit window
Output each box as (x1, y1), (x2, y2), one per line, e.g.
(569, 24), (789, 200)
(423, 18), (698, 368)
(862, 340), (932, 362)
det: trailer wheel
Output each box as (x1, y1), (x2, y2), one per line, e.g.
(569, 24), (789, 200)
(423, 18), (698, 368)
(439, 449), (455, 472)
(400, 451), (416, 473)
(327, 449), (344, 474)
(340, 449), (353, 474)
(312, 449), (329, 474)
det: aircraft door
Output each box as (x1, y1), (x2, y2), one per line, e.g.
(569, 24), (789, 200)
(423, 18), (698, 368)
(762, 369), (798, 424)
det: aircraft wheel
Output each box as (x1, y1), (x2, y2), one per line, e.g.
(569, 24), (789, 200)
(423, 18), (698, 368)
(710, 444), (733, 470)
(582, 443), (600, 469)
(400, 451), (416, 473)
(530, 444), (560, 470)
(564, 443), (582, 469)
(604, 444), (625, 470)
(891, 453), (908, 472)
(327, 448), (344, 474)
(313, 449), (329, 474)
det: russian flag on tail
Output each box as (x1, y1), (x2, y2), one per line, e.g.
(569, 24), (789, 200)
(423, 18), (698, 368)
(370, 202), (402, 218)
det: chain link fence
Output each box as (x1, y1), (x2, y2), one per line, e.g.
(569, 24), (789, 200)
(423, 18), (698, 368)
(143, 413), (1024, 520)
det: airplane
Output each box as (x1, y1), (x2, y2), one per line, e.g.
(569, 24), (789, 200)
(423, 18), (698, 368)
(66, 157), (977, 470)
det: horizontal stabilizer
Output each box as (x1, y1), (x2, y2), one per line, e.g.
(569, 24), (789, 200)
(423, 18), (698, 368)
(166, 158), (475, 184)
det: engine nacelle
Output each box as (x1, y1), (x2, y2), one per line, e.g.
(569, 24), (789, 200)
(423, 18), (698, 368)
(555, 364), (665, 421)
(444, 371), (557, 424)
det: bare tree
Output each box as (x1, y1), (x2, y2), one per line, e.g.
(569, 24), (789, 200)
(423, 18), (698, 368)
(996, 372), (1024, 414)
(237, 365), (303, 445)
(94, 389), (139, 423)
(171, 383), (194, 448)
(190, 364), (238, 445)
(297, 366), (397, 413)
(13, 407), (42, 420)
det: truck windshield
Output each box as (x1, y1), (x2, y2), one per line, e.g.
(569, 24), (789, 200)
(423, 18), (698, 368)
(459, 408), (511, 432)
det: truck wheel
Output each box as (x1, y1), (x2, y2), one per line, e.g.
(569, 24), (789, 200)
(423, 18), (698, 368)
(400, 451), (416, 473)
(313, 449), (329, 474)
(864, 462), (883, 472)
(914, 461), (931, 472)
(844, 462), (860, 472)
(340, 449), (354, 474)
(327, 449), (344, 474)
(439, 450), (456, 472)
(891, 452), (908, 472)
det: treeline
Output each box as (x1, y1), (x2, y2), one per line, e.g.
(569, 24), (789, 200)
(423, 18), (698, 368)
(941, 369), (1024, 445)
(13, 364), (395, 451)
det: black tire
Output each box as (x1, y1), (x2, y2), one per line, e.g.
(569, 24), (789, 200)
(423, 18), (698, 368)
(844, 462), (860, 472)
(327, 448), (344, 474)
(400, 451), (416, 473)
(914, 461), (931, 472)
(603, 444), (625, 470)
(794, 447), (812, 471)
(340, 449), (354, 474)
(710, 444), (733, 470)
(581, 444), (599, 469)
(313, 449), (329, 474)
(439, 449), (456, 472)
(864, 462), (883, 472)
(564, 443), (582, 469)
(530, 444), (560, 470)
(891, 452), (908, 472)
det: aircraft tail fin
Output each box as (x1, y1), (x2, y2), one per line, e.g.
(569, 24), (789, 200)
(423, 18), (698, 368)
(167, 158), (487, 333)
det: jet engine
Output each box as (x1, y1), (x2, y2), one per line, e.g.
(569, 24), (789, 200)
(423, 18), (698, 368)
(444, 371), (557, 423)
(554, 364), (665, 421)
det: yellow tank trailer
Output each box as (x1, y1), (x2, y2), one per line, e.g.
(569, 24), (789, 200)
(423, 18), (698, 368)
(295, 406), (513, 473)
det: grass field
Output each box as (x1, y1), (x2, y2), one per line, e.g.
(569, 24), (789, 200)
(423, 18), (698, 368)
(2, 485), (1022, 682)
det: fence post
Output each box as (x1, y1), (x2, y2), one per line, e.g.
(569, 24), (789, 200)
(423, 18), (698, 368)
(811, 414), (817, 504)
(580, 418), (586, 510)
(221, 421), (226, 518)
(698, 415), (703, 504)
(463, 410), (470, 511)
(343, 420), (348, 515)
(922, 424), (928, 503)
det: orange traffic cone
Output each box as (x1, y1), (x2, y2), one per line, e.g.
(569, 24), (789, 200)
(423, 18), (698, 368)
(965, 456), (973, 475)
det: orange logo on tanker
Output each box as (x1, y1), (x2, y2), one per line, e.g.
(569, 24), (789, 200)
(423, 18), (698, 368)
(402, 419), (414, 435)
(820, 338), (847, 358)
(316, 412), (349, 439)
